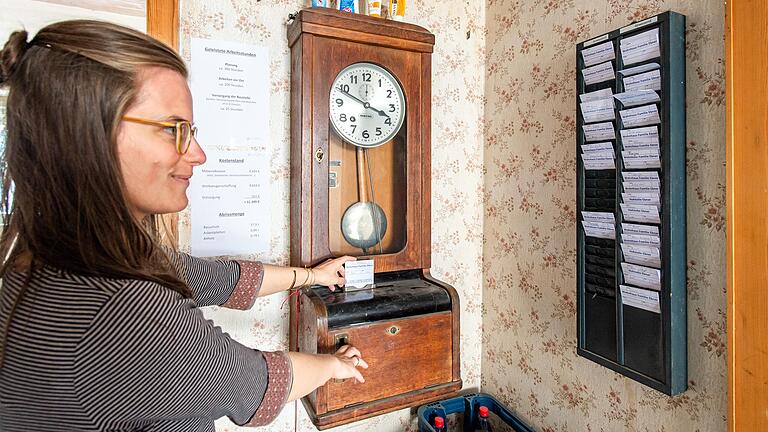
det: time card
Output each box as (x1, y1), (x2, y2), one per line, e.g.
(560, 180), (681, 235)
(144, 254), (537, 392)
(344, 259), (375, 289)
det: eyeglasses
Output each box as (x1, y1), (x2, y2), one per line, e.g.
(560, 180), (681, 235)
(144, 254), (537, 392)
(122, 116), (198, 154)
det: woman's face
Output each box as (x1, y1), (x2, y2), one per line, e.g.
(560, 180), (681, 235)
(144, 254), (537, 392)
(117, 67), (206, 220)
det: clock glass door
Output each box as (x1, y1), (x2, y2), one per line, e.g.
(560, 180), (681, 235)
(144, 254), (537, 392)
(327, 62), (408, 257)
(327, 126), (407, 257)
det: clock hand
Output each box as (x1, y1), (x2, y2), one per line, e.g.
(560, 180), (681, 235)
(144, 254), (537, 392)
(368, 105), (391, 118)
(339, 87), (391, 118)
(338, 87), (367, 107)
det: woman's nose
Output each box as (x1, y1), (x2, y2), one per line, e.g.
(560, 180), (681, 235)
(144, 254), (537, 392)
(184, 136), (206, 165)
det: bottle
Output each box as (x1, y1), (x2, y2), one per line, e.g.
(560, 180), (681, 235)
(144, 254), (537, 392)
(433, 415), (445, 432)
(366, 0), (382, 17)
(388, 0), (405, 21)
(338, 0), (358, 13)
(475, 406), (493, 431)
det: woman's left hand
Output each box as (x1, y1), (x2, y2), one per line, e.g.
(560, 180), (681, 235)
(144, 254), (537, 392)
(312, 256), (356, 291)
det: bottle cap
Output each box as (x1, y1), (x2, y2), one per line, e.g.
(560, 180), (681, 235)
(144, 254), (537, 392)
(434, 416), (445, 428)
(479, 406), (489, 417)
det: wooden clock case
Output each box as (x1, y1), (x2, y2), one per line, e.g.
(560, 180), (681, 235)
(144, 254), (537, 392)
(288, 8), (462, 429)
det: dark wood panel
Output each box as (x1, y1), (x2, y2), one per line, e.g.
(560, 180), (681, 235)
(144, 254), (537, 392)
(303, 381), (462, 430)
(291, 27), (429, 272)
(288, 8), (434, 52)
(325, 312), (453, 411)
(424, 270), (462, 380)
(419, 52), (432, 269)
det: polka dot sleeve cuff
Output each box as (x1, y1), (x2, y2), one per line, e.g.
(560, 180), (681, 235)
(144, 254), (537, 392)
(245, 351), (293, 427)
(222, 261), (264, 310)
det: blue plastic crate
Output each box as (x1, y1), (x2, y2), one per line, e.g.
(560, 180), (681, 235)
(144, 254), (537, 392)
(417, 393), (534, 432)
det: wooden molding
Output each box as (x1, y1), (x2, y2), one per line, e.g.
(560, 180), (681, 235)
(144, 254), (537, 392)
(146, 0), (179, 50)
(146, 0), (180, 247)
(726, 1), (768, 430)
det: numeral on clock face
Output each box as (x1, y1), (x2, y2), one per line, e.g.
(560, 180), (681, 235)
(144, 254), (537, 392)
(329, 63), (405, 148)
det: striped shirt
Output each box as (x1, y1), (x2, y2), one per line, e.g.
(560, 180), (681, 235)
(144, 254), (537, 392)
(0, 250), (292, 431)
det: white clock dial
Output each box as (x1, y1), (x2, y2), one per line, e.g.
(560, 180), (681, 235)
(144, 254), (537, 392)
(329, 63), (406, 148)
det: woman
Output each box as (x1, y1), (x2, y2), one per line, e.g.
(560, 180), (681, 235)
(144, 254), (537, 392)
(0, 20), (367, 431)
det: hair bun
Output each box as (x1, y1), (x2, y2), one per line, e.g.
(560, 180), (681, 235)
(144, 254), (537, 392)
(0, 30), (30, 84)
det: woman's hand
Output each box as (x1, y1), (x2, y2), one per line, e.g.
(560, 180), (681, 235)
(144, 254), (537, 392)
(332, 345), (368, 383)
(286, 347), (369, 401)
(312, 256), (356, 291)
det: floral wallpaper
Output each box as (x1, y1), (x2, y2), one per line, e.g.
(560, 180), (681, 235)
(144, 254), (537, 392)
(177, 0), (725, 430)
(482, 1), (726, 431)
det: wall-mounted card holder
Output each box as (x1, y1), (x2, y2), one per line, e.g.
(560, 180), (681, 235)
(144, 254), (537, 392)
(576, 11), (687, 396)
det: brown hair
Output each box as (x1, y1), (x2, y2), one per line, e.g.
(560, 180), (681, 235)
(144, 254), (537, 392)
(0, 21), (193, 360)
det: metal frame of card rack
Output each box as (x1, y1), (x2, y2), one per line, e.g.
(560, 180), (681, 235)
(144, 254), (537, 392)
(575, 11), (686, 395)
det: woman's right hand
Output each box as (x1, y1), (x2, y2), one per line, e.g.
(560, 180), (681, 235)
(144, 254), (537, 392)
(285, 346), (369, 401)
(332, 345), (368, 383)
(311, 256), (356, 291)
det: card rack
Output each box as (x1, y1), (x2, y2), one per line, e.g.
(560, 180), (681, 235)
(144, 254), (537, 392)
(575, 11), (686, 395)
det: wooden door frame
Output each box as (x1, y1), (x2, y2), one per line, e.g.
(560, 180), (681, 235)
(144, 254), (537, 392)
(147, 0), (179, 50)
(726, 1), (768, 430)
(146, 0), (180, 247)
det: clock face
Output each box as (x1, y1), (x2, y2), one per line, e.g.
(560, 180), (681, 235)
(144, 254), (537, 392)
(329, 63), (406, 148)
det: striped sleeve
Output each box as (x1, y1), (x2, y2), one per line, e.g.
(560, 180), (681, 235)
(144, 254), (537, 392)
(73, 281), (291, 430)
(163, 248), (264, 309)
